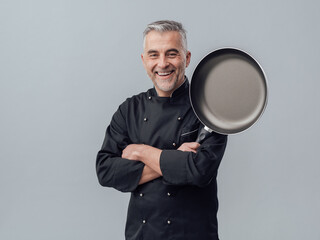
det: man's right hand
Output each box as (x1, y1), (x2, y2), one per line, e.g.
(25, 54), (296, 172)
(177, 142), (200, 153)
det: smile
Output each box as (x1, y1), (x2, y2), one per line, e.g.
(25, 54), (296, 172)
(156, 71), (174, 76)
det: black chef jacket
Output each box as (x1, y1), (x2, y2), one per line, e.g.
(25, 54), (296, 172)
(96, 79), (227, 240)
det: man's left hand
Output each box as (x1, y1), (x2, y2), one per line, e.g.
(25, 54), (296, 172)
(122, 144), (144, 161)
(122, 144), (163, 176)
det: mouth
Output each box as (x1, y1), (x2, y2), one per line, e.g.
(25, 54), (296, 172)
(155, 70), (174, 77)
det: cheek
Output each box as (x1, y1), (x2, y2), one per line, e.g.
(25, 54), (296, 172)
(145, 61), (156, 72)
(175, 60), (186, 71)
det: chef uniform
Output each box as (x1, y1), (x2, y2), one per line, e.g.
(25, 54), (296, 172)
(96, 79), (227, 240)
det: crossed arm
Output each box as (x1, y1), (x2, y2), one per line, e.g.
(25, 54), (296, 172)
(121, 142), (200, 185)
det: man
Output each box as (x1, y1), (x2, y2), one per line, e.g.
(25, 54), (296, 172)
(96, 20), (227, 240)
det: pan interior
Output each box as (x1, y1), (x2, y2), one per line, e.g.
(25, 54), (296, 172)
(191, 50), (267, 134)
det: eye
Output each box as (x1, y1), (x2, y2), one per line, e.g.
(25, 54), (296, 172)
(149, 54), (158, 59)
(167, 52), (178, 58)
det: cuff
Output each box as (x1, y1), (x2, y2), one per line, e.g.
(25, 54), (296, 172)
(160, 150), (190, 185)
(114, 159), (144, 192)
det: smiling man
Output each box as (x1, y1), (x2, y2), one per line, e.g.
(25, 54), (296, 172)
(141, 29), (190, 97)
(96, 20), (227, 240)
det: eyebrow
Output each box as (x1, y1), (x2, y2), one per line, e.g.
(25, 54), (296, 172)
(147, 50), (158, 54)
(166, 48), (179, 53)
(146, 48), (180, 55)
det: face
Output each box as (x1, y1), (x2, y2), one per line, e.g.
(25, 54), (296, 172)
(141, 31), (191, 97)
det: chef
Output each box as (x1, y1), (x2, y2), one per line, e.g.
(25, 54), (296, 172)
(96, 20), (227, 240)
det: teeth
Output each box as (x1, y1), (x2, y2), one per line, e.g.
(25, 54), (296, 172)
(157, 72), (171, 76)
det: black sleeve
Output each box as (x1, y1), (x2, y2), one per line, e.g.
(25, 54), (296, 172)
(96, 104), (144, 192)
(159, 130), (227, 187)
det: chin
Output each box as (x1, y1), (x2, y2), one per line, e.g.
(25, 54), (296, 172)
(161, 87), (175, 93)
(156, 81), (176, 92)
(157, 78), (177, 88)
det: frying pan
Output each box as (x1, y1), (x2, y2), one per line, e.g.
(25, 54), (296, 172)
(190, 48), (268, 143)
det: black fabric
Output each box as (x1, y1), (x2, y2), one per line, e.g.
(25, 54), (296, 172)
(96, 79), (227, 240)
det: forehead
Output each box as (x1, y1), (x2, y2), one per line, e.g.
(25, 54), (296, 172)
(144, 31), (183, 51)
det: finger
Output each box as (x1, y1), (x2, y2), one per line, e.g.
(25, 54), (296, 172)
(121, 149), (129, 159)
(189, 142), (200, 149)
(179, 146), (197, 153)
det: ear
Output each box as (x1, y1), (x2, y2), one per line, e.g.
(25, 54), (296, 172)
(186, 51), (191, 68)
(141, 53), (145, 67)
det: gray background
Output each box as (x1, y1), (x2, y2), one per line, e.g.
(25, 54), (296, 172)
(1, 0), (319, 239)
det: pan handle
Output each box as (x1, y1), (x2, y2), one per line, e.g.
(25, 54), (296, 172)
(195, 126), (213, 144)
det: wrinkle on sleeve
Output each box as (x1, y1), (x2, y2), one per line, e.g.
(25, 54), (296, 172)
(160, 132), (227, 187)
(96, 104), (144, 192)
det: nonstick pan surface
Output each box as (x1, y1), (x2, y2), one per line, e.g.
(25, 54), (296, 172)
(190, 48), (268, 135)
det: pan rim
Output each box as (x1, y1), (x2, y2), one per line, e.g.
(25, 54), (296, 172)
(189, 47), (268, 135)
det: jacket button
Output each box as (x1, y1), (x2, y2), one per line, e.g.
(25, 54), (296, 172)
(177, 117), (181, 121)
(172, 142), (176, 147)
(144, 117), (148, 122)
(139, 193), (144, 197)
(148, 96), (152, 100)
(167, 192), (171, 196)
(142, 220), (146, 224)
(167, 220), (171, 224)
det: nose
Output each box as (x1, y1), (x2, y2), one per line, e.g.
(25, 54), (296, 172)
(157, 55), (169, 69)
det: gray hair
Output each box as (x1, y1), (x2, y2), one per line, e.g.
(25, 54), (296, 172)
(143, 20), (188, 52)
